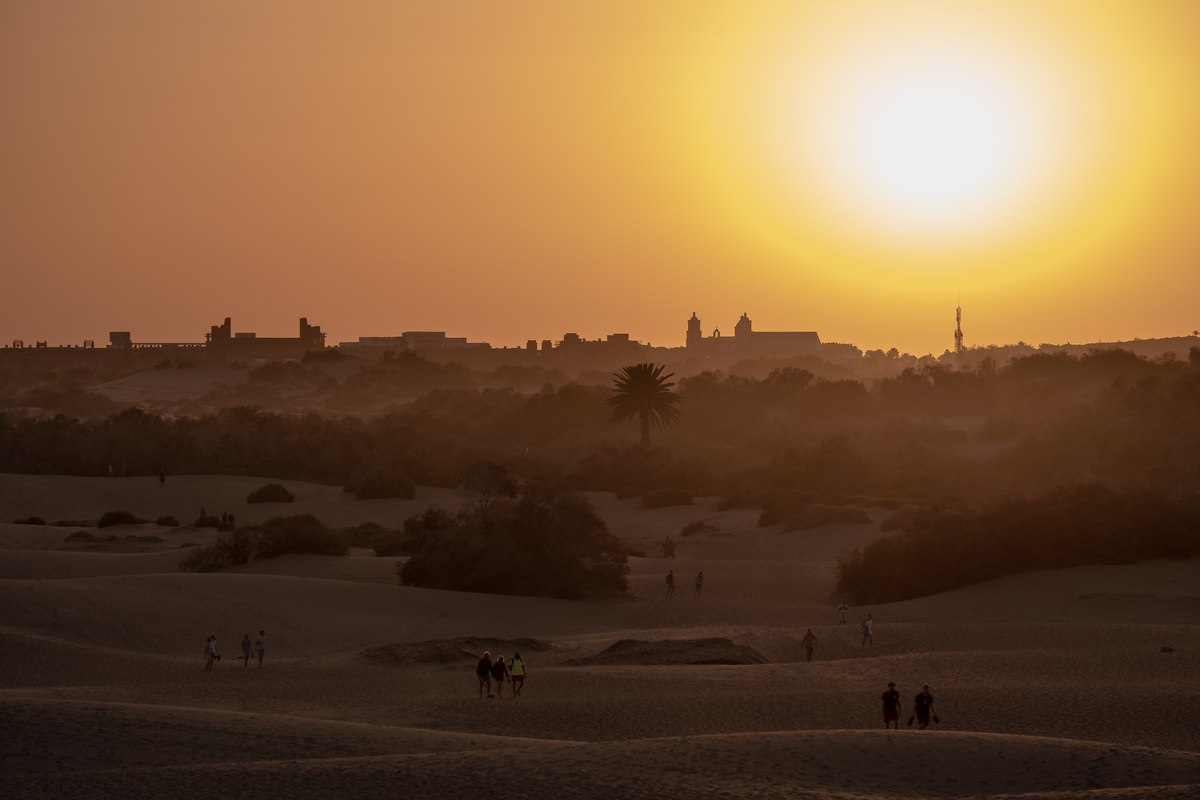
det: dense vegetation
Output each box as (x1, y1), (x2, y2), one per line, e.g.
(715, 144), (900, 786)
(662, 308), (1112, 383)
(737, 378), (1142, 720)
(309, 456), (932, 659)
(181, 514), (346, 572)
(836, 485), (1200, 602)
(399, 484), (628, 599)
(4, 346), (1200, 598)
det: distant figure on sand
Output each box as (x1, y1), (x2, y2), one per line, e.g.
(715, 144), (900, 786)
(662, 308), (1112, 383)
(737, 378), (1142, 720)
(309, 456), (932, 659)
(240, 634), (252, 667)
(158, 468), (166, 488)
(491, 655), (510, 697)
(861, 613), (874, 648)
(510, 652), (527, 697)
(661, 535), (675, 559)
(837, 603), (848, 625)
(477, 651), (494, 697)
(204, 635), (220, 670)
(255, 630), (266, 668)
(694, 571), (704, 598)
(911, 685), (937, 730)
(801, 628), (817, 662)
(665, 569), (675, 599)
(882, 682), (901, 729)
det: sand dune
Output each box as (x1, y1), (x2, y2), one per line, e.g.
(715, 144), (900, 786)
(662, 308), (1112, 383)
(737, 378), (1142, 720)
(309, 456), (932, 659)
(1, 473), (1197, 798)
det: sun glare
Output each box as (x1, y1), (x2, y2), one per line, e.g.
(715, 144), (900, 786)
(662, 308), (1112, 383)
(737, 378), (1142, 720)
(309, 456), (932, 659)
(819, 50), (1050, 233)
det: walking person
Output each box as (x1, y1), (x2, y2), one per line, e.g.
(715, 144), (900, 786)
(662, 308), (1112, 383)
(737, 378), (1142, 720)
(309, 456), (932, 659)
(911, 685), (938, 730)
(694, 570), (704, 598)
(801, 628), (817, 662)
(861, 613), (874, 648)
(254, 630), (267, 668)
(837, 603), (848, 625)
(204, 635), (220, 670)
(490, 655), (510, 698)
(882, 682), (901, 729)
(240, 634), (253, 667)
(476, 651), (494, 698)
(510, 652), (527, 697)
(665, 569), (675, 599)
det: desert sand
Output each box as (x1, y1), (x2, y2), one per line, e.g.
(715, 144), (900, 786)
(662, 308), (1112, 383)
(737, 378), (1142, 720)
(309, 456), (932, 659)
(1, 473), (1197, 799)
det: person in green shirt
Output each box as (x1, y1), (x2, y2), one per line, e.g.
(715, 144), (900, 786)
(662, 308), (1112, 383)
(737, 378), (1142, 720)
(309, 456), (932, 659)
(510, 652), (527, 697)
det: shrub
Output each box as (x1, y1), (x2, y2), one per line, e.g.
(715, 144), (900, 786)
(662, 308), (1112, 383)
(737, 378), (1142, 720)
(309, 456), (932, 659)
(194, 514), (222, 528)
(716, 492), (752, 511)
(97, 510), (144, 528)
(367, 532), (408, 557)
(355, 467), (416, 500)
(246, 483), (295, 503)
(614, 486), (643, 500)
(345, 521), (387, 546)
(641, 488), (693, 509)
(680, 520), (719, 537)
(155, 516), (181, 527)
(65, 531), (93, 541)
(783, 504), (871, 531)
(14, 516), (46, 525)
(757, 491), (819, 527)
(400, 485), (627, 598)
(253, 514), (347, 559)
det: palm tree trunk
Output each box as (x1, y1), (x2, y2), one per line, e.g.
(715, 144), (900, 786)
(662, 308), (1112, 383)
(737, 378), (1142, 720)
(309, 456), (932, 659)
(640, 411), (651, 447)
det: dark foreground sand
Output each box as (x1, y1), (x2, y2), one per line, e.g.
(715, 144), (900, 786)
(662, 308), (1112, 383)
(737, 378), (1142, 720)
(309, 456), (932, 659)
(1, 474), (1197, 799)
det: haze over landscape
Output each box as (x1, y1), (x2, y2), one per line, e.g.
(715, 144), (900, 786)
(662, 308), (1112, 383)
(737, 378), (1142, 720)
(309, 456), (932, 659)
(2, 2), (1200, 799)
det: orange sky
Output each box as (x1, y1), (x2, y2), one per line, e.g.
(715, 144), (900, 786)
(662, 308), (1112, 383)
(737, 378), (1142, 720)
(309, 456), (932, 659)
(2, 1), (1198, 354)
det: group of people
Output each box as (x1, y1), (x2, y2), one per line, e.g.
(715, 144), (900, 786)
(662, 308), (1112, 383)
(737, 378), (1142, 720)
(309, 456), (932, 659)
(881, 682), (938, 730)
(475, 650), (527, 698)
(664, 569), (703, 599)
(204, 630), (267, 670)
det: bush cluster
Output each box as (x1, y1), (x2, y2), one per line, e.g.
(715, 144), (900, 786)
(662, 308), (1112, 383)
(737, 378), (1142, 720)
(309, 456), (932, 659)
(97, 510), (145, 528)
(246, 483), (295, 503)
(400, 485), (628, 599)
(836, 484), (1200, 603)
(180, 514), (347, 572)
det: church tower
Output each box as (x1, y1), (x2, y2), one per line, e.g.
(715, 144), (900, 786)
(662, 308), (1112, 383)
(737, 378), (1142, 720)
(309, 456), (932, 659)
(734, 312), (753, 339)
(954, 304), (964, 354)
(687, 312), (702, 349)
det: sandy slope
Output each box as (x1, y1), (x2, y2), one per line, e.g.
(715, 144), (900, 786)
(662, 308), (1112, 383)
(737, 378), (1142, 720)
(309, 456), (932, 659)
(0, 473), (1197, 799)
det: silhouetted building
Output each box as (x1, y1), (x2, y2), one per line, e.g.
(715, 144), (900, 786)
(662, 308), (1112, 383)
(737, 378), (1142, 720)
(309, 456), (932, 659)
(686, 312), (821, 355)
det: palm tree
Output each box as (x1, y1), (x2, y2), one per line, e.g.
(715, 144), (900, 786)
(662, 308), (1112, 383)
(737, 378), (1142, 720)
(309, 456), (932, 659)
(607, 363), (683, 447)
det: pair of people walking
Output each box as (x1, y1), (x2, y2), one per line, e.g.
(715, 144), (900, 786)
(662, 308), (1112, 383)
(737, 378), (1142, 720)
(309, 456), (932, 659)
(882, 682), (939, 730)
(475, 651), (527, 698)
(665, 569), (704, 599)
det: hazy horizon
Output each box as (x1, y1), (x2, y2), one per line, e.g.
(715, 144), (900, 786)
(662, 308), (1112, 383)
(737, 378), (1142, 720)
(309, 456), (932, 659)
(4, 0), (1199, 354)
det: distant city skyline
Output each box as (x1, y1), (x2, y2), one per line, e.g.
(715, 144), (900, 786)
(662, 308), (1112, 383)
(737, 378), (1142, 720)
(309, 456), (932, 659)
(3, 1), (1199, 354)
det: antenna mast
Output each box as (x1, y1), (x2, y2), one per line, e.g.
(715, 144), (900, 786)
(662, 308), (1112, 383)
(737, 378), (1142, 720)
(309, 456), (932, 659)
(954, 300), (964, 354)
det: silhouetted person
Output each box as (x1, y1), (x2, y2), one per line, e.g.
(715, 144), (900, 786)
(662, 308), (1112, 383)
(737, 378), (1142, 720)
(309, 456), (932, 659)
(240, 633), (252, 667)
(694, 570), (704, 597)
(205, 635), (220, 670)
(862, 613), (874, 648)
(801, 628), (817, 662)
(477, 651), (493, 697)
(912, 685), (937, 730)
(490, 655), (510, 697)
(158, 468), (166, 488)
(665, 569), (675, 599)
(510, 652), (527, 697)
(661, 535), (675, 559)
(882, 682), (901, 729)
(837, 603), (848, 625)
(255, 630), (266, 667)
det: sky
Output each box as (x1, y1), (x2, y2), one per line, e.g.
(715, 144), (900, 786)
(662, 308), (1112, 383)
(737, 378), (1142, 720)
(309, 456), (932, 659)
(2, 0), (1199, 355)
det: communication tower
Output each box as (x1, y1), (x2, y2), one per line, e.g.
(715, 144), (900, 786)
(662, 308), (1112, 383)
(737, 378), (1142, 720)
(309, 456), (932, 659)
(954, 303), (964, 354)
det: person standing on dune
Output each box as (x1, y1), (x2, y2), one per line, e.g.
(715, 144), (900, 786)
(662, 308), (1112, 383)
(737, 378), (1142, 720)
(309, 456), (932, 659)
(694, 571), (704, 598)
(255, 630), (267, 668)
(837, 603), (848, 625)
(801, 628), (817, 662)
(882, 682), (901, 729)
(476, 651), (493, 698)
(510, 652), (527, 697)
(911, 685), (937, 730)
(240, 634), (253, 667)
(861, 613), (874, 648)
(491, 655), (510, 698)
(665, 569), (675, 599)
